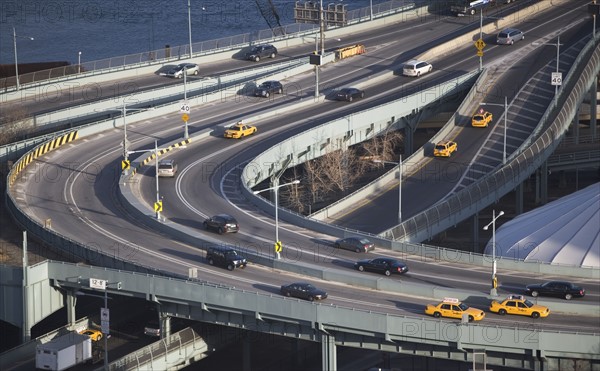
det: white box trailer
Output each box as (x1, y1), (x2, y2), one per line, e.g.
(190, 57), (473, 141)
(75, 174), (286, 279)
(36, 332), (92, 371)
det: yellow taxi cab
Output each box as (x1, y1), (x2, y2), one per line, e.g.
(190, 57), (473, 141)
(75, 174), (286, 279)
(78, 328), (103, 341)
(433, 140), (457, 157)
(489, 295), (550, 318)
(224, 121), (257, 139)
(424, 297), (485, 322)
(472, 109), (492, 128)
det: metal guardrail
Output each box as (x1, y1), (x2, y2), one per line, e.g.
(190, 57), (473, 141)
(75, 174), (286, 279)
(0, 0), (415, 92)
(105, 327), (207, 371)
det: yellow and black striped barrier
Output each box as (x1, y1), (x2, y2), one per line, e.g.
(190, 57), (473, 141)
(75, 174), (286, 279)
(9, 131), (79, 186)
(135, 138), (192, 173)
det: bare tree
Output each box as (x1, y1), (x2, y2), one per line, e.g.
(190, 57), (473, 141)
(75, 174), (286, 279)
(0, 105), (32, 146)
(361, 129), (404, 164)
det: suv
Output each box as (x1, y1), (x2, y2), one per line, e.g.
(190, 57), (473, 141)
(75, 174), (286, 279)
(206, 246), (247, 270)
(245, 44), (278, 62)
(433, 140), (457, 157)
(203, 214), (239, 234)
(254, 80), (283, 98)
(497, 28), (524, 45)
(157, 159), (177, 177)
(403, 60), (432, 77)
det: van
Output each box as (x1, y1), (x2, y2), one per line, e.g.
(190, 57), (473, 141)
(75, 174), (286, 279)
(157, 159), (177, 177)
(497, 28), (524, 45)
(206, 246), (247, 271)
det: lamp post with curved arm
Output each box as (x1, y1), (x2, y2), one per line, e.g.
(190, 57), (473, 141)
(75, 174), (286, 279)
(13, 27), (34, 91)
(483, 210), (504, 297)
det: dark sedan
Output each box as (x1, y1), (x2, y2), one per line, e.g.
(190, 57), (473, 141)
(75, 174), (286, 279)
(280, 282), (327, 301)
(525, 281), (585, 300)
(335, 87), (365, 102)
(203, 214), (239, 234)
(354, 257), (408, 276)
(254, 80), (283, 98)
(334, 237), (374, 253)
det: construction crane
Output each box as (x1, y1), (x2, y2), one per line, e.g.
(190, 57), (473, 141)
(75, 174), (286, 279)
(254, 0), (284, 34)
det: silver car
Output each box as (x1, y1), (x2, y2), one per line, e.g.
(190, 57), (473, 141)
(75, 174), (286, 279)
(157, 159), (177, 177)
(165, 63), (199, 78)
(497, 28), (524, 45)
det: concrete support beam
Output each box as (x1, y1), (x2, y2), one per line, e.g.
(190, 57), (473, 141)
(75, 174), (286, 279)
(591, 79), (598, 139)
(516, 182), (524, 215)
(321, 332), (337, 371)
(66, 290), (76, 326)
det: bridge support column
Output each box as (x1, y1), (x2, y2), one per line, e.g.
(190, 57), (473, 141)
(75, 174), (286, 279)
(66, 289), (77, 326)
(540, 161), (548, 205)
(242, 334), (251, 371)
(590, 78), (597, 139)
(161, 313), (171, 340)
(472, 212), (479, 253)
(515, 182), (524, 215)
(573, 110), (580, 144)
(321, 332), (337, 371)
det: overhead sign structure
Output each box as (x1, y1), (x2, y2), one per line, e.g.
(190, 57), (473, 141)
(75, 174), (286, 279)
(551, 72), (562, 86)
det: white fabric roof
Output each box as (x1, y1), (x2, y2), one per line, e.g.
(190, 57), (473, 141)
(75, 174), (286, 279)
(484, 182), (600, 268)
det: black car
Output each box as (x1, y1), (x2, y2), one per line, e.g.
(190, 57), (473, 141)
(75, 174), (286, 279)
(254, 80), (283, 98)
(280, 282), (327, 301)
(206, 246), (247, 271)
(245, 44), (278, 62)
(335, 87), (364, 102)
(354, 257), (408, 276)
(525, 281), (585, 300)
(203, 214), (239, 234)
(334, 237), (375, 253)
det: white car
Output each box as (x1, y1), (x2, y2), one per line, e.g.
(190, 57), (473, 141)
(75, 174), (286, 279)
(403, 60), (432, 77)
(165, 63), (199, 78)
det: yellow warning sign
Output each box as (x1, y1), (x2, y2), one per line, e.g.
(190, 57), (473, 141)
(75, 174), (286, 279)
(181, 113), (189, 122)
(154, 200), (163, 212)
(274, 241), (282, 253)
(121, 160), (130, 170)
(476, 50), (484, 57)
(474, 38), (486, 50)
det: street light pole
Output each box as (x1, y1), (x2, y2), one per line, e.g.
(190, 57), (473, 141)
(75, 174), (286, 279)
(13, 27), (34, 91)
(183, 70), (189, 139)
(483, 210), (504, 297)
(481, 98), (509, 165)
(532, 36), (562, 108)
(253, 179), (300, 259)
(78, 51), (82, 74)
(187, 0), (193, 58)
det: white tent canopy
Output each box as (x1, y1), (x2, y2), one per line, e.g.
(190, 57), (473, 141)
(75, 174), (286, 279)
(484, 182), (600, 268)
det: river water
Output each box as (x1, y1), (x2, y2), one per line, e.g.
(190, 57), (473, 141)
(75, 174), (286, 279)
(0, 0), (389, 65)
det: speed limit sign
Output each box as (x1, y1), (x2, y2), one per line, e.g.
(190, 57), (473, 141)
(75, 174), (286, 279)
(179, 101), (190, 113)
(551, 72), (562, 86)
